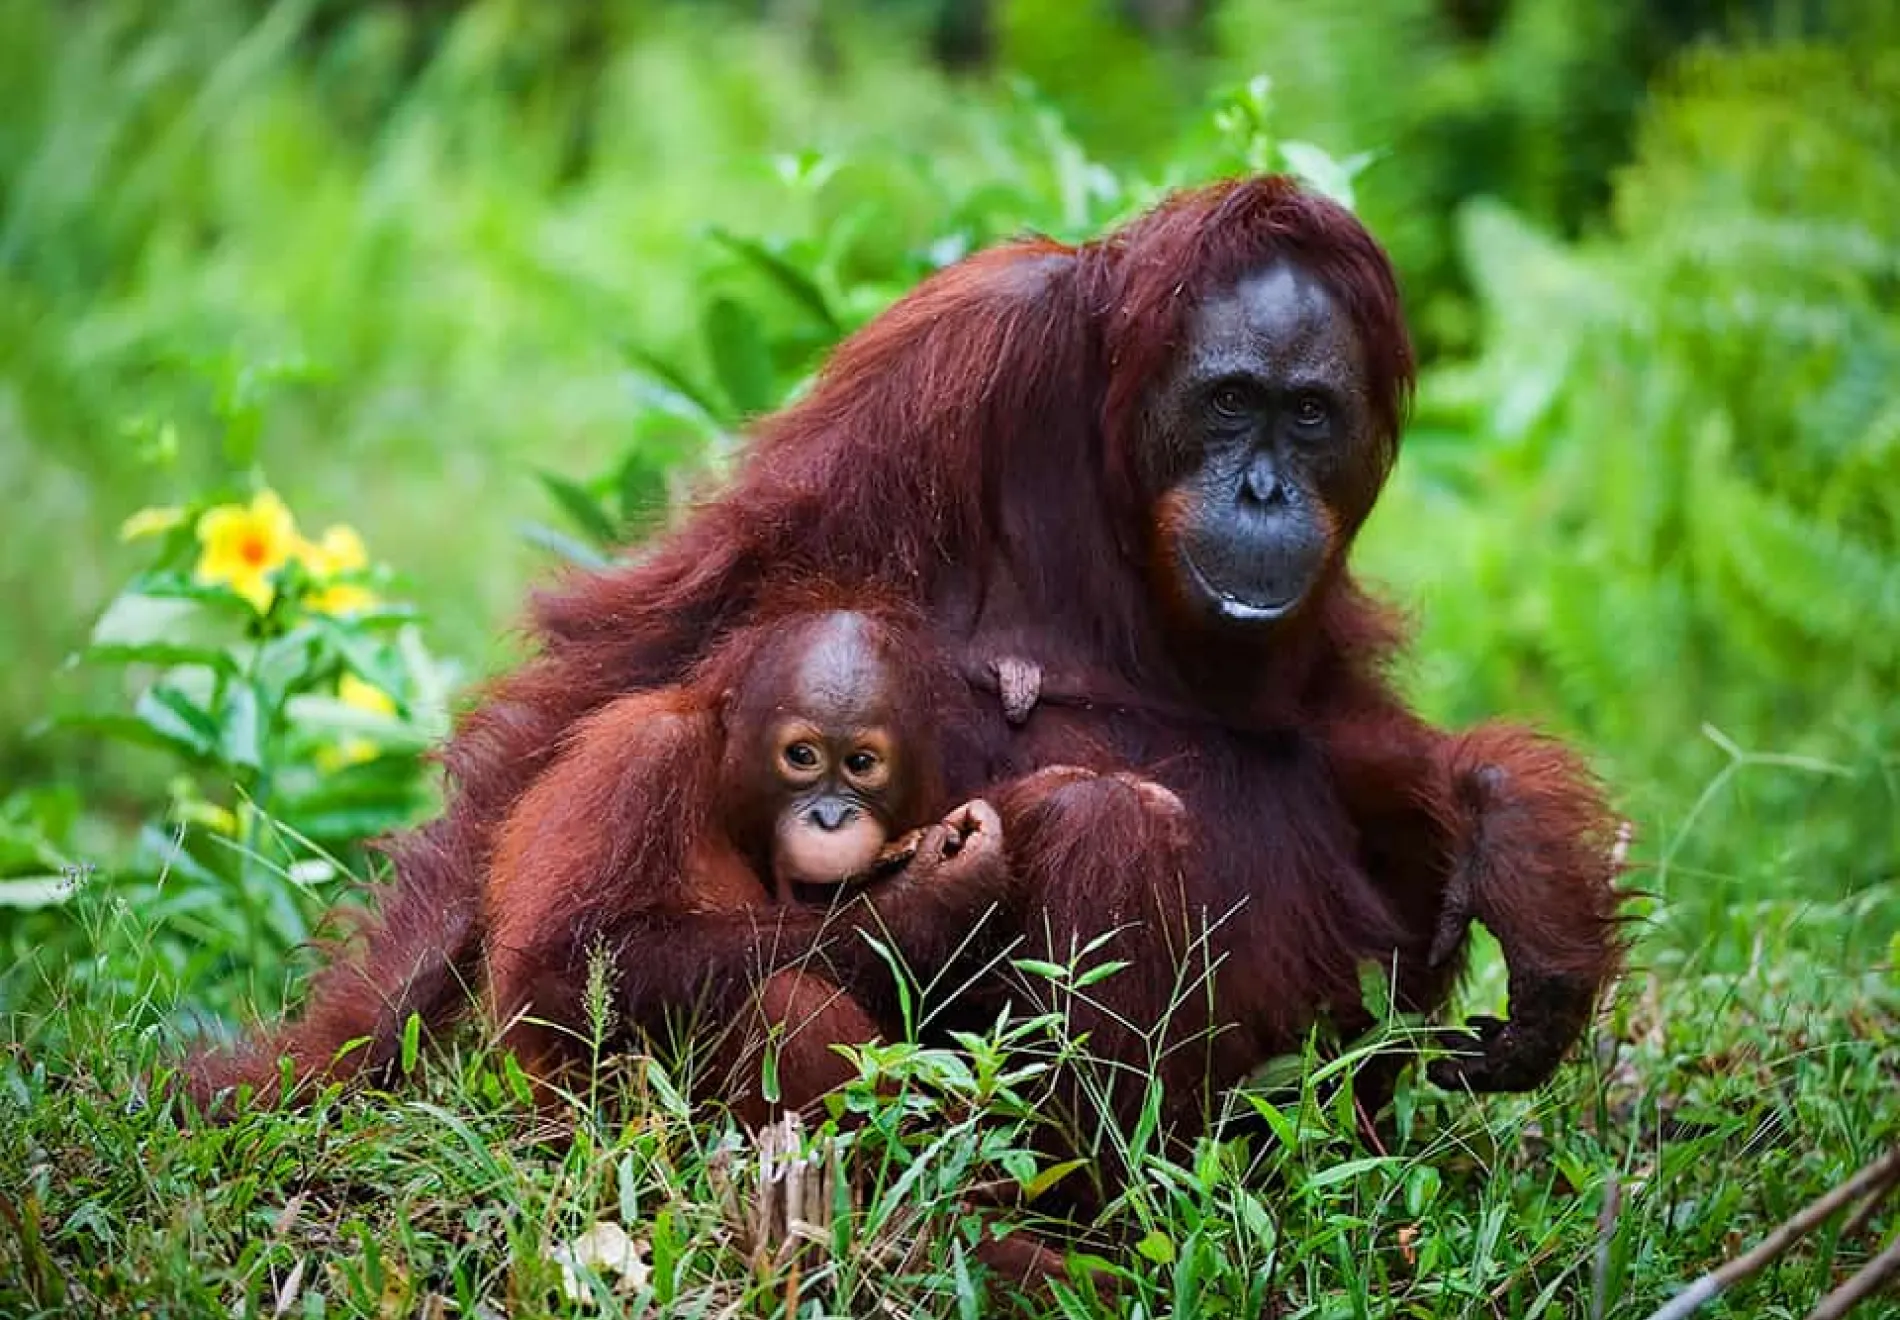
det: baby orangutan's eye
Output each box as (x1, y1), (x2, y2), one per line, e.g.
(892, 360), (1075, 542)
(784, 742), (821, 770)
(843, 751), (879, 777)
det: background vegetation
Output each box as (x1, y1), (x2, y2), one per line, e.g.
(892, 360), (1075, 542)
(1, 0), (1894, 1315)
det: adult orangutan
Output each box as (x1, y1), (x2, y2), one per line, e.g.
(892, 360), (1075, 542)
(186, 175), (1624, 1152)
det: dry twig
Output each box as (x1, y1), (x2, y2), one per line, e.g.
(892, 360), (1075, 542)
(1804, 1232), (1900, 1320)
(1642, 1148), (1900, 1320)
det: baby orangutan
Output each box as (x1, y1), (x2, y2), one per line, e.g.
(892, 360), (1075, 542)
(484, 602), (1008, 1124)
(728, 616), (933, 907)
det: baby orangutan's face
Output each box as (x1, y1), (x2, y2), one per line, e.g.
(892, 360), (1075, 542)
(768, 716), (902, 898)
(720, 611), (929, 904)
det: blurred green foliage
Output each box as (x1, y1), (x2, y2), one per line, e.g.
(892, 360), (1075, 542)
(1360, 42), (1900, 915)
(0, 365), (456, 1014)
(0, 0), (1895, 1004)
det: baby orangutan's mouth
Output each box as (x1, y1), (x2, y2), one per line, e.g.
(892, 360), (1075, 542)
(786, 878), (853, 907)
(783, 844), (917, 906)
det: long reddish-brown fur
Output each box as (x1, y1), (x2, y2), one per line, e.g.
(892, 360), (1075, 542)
(478, 594), (1014, 1123)
(185, 175), (1626, 1149)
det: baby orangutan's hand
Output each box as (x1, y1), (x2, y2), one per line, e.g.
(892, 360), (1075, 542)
(871, 799), (1003, 885)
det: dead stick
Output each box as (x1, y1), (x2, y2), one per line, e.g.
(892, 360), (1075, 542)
(1642, 1148), (1900, 1320)
(1841, 1164), (1900, 1242)
(1804, 1233), (1900, 1320)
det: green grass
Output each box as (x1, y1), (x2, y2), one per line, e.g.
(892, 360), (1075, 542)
(2, 863), (1894, 1317)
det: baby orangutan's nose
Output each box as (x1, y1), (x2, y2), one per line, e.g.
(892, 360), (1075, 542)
(809, 800), (857, 831)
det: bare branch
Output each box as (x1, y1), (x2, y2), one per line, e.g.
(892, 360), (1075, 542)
(1642, 1148), (1900, 1320)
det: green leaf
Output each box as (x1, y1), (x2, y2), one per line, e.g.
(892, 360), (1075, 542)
(88, 592), (242, 670)
(615, 453), (671, 542)
(501, 1052), (536, 1107)
(759, 1042), (781, 1103)
(1023, 1158), (1088, 1202)
(620, 346), (727, 424)
(0, 875), (83, 909)
(1304, 1155), (1396, 1191)
(310, 618), (412, 708)
(1356, 960), (1395, 1024)
(1242, 1094), (1299, 1150)
(622, 373), (728, 440)
(1072, 957), (1130, 989)
(134, 684), (222, 760)
(702, 296), (777, 418)
(708, 227), (840, 333)
(1010, 957), (1069, 982)
(536, 471), (620, 548)
(51, 712), (203, 758)
(218, 678), (266, 772)
(1135, 1229), (1176, 1265)
(135, 824), (225, 889)
(517, 520), (612, 569)
(401, 1012), (422, 1075)
(999, 1149), (1037, 1186)
(642, 1059), (691, 1119)
(281, 695), (428, 751)
(1278, 140), (1360, 209)
(1405, 1164), (1442, 1216)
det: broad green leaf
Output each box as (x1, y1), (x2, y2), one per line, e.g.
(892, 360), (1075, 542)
(642, 1059), (690, 1119)
(1242, 1094), (1299, 1149)
(999, 1149), (1037, 1186)
(0, 875), (83, 909)
(50, 712), (203, 758)
(702, 296), (776, 417)
(134, 684), (222, 759)
(622, 373), (727, 439)
(88, 592), (242, 670)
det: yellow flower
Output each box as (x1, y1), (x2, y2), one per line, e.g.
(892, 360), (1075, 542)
(338, 672), (397, 716)
(320, 673), (398, 770)
(195, 490), (298, 614)
(120, 506), (186, 541)
(299, 524), (378, 616)
(311, 581), (378, 615)
(301, 525), (369, 577)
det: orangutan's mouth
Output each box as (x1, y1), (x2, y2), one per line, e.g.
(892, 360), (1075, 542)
(1181, 552), (1303, 623)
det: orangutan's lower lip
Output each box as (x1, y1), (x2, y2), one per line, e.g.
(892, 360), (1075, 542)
(1182, 553), (1302, 622)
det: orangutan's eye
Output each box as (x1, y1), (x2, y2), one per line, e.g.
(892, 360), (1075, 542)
(843, 750), (879, 777)
(784, 742), (821, 770)
(1210, 384), (1250, 418)
(1292, 393), (1329, 429)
